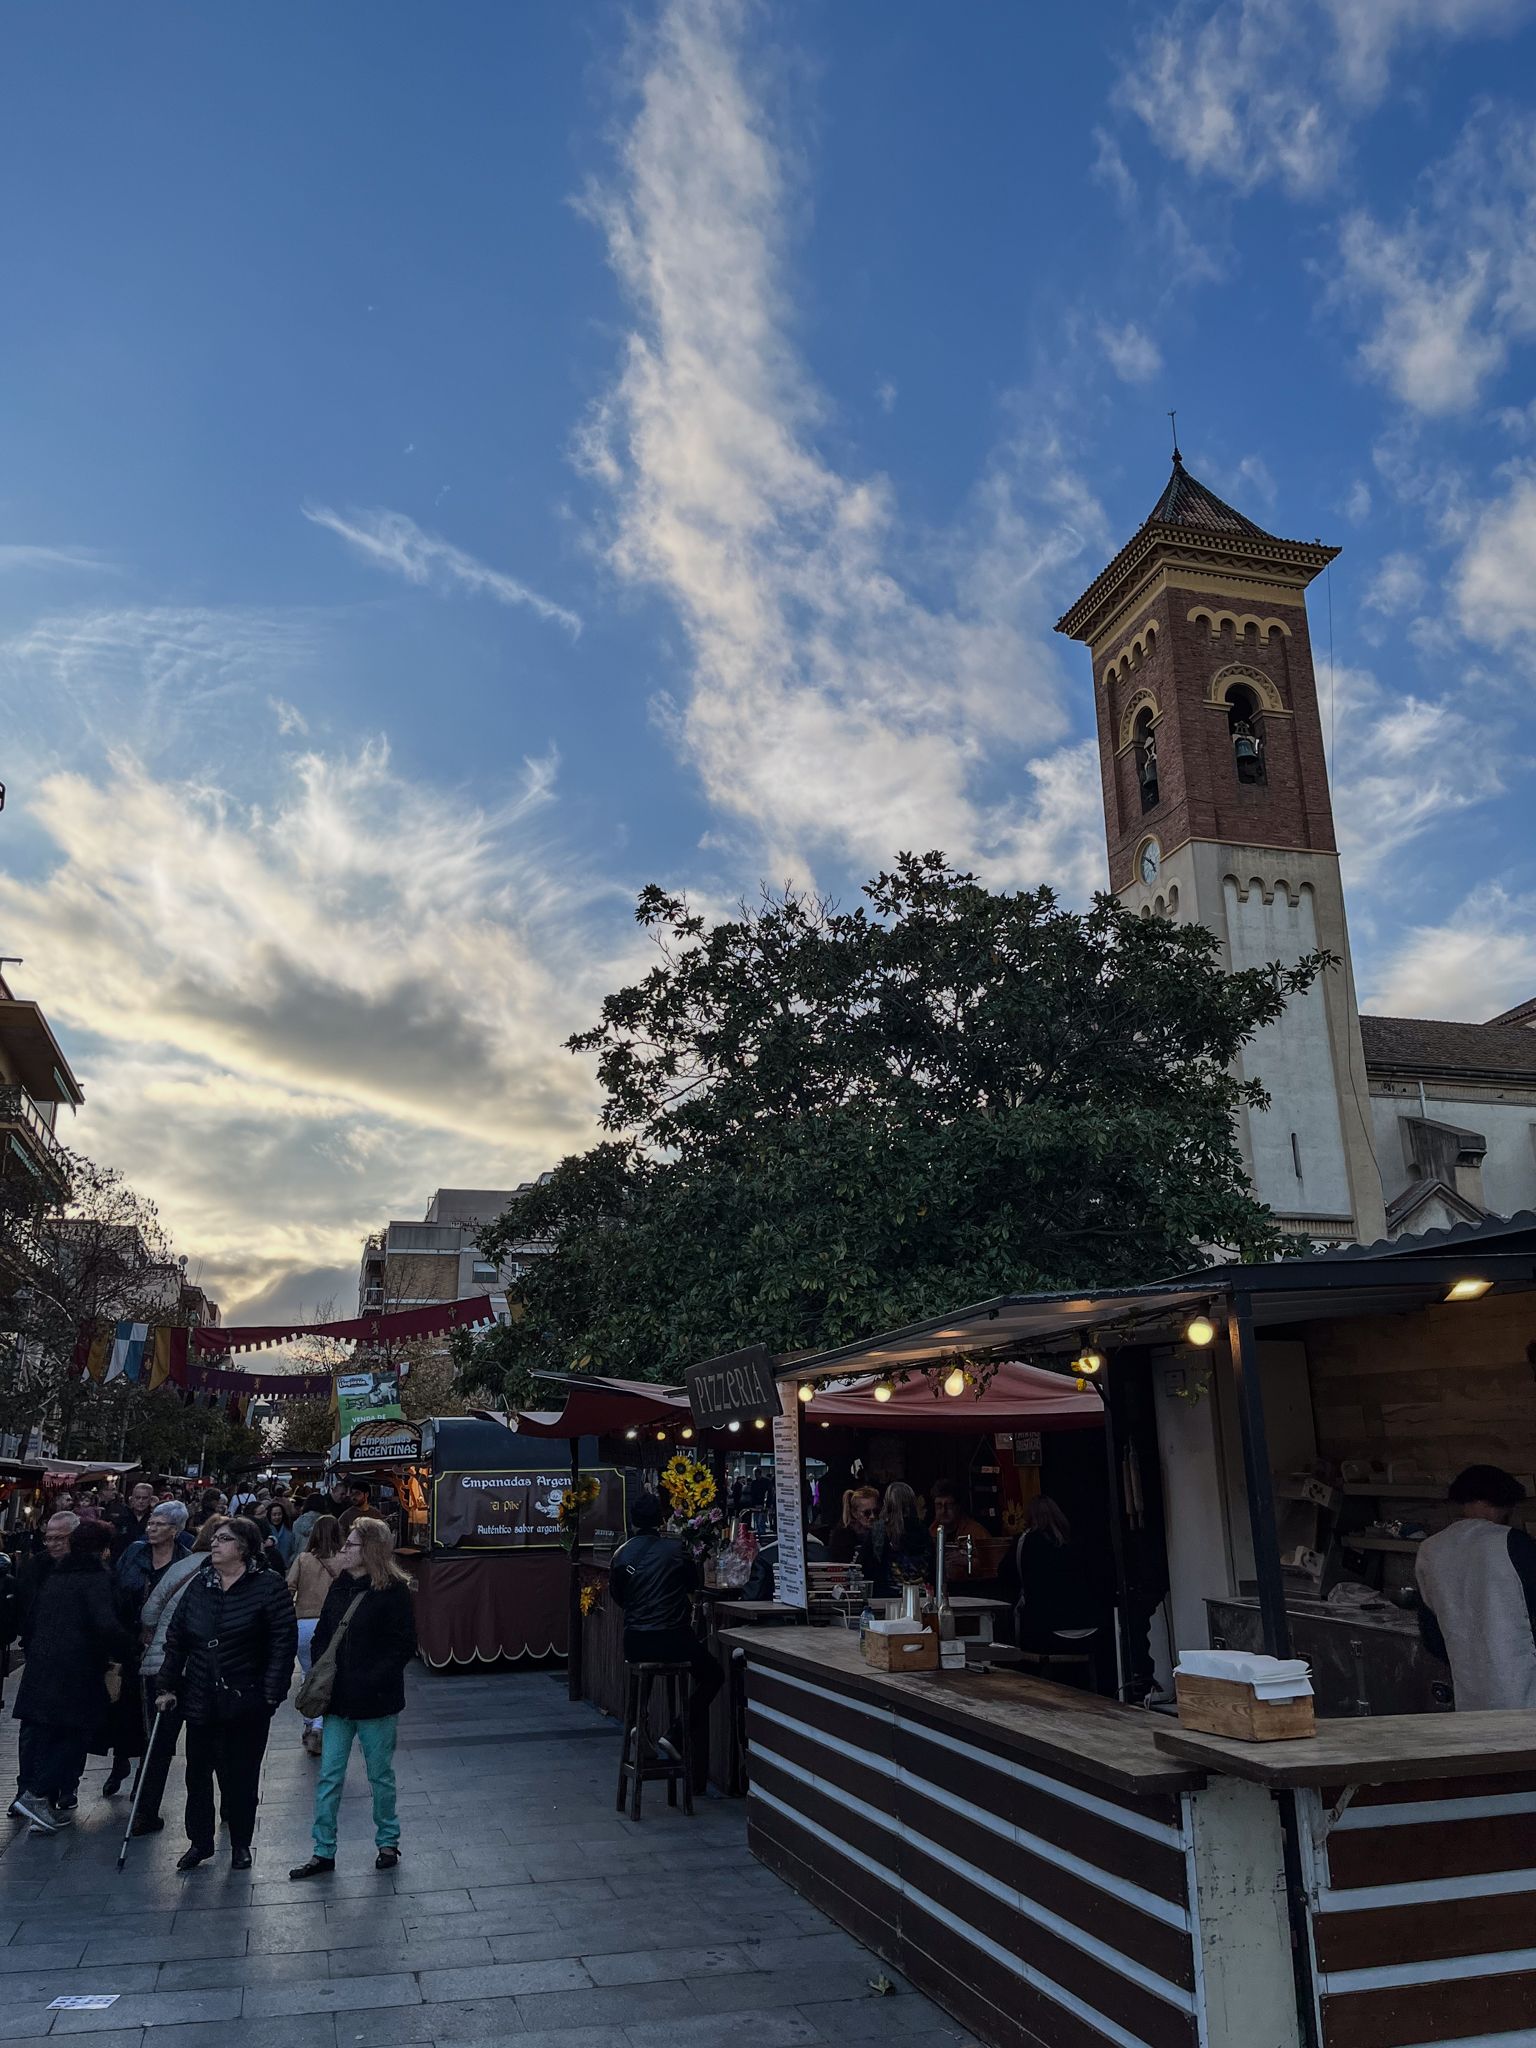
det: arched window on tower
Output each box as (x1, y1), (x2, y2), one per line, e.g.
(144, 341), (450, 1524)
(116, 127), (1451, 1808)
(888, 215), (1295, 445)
(1226, 684), (1266, 785)
(1133, 707), (1159, 812)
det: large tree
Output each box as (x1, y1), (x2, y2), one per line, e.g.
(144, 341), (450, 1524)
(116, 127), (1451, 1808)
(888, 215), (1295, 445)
(458, 854), (1325, 1404)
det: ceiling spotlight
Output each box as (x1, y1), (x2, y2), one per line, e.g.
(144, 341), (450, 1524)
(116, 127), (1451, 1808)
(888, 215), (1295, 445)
(943, 1366), (966, 1398)
(873, 1381), (893, 1403)
(753, 1417), (767, 1429)
(655, 1429), (667, 1441)
(820, 1421), (830, 1429)
(1185, 1314), (1216, 1348)
(798, 1382), (814, 1403)
(680, 1426), (694, 1440)
(624, 1427), (639, 1441)
(1445, 1277), (1492, 1303)
(727, 1419), (741, 1433)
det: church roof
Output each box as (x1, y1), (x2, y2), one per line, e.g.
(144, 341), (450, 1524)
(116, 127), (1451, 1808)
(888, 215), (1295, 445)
(1054, 452), (1337, 643)
(1360, 1014), (1536, 1085)
(1143, 453), (1277, 539)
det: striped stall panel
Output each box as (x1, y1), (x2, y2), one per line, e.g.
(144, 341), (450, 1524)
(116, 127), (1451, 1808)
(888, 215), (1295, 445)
(1301, 1773), (1536, 2048)
(744, 1662), (1202, 2048)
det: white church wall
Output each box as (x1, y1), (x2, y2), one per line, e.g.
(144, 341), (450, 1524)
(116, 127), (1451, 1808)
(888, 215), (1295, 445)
(1223, 877), (1354, 1221)
(1369, 1085), (1536, 1220)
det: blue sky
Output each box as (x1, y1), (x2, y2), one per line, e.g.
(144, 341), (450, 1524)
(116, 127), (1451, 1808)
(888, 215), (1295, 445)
(3, 0), (1536, 1320)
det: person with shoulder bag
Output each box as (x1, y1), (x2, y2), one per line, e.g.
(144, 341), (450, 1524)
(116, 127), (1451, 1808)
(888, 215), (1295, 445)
(155, 1515), (297, 1872)
(289, 1517), (416, 1879)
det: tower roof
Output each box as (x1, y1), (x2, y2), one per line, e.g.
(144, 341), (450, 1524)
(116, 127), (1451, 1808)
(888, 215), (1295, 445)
(1054, 452), (1337, 643)
(1142, 451), (1276, 539)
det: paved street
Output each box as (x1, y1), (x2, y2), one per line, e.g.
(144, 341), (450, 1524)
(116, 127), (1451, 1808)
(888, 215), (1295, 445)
(0, 1668), (974, 2048)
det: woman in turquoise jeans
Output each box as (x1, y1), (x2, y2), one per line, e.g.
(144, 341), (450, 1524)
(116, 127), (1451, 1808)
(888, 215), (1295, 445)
(288, 1517), (416, 1878)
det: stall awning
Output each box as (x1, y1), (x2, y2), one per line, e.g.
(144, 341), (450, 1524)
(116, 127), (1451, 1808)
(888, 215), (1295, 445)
(516, 1374), (691, 1440)
(804, 1360), (1101, 1433)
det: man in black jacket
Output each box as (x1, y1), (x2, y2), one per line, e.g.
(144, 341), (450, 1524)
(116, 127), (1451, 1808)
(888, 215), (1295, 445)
(610, 1494), (721, 1761)
(10, 1521), (132, 1832)
(156, 1516), (297, 1870)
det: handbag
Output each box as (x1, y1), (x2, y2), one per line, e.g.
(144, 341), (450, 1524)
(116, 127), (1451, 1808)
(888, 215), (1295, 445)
(294, 1590), (367, 1718)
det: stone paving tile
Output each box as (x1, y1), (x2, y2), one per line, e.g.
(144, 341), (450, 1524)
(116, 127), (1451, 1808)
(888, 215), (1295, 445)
(1, 1666), (971, 2048)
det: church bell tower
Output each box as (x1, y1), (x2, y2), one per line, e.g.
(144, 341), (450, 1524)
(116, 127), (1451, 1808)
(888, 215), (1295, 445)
(1055, 453), (1386, 1245)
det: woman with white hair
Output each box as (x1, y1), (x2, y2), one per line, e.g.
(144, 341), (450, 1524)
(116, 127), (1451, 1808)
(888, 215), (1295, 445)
(106, 1501), (193, 1797)
(116, 1502), (197, 1830)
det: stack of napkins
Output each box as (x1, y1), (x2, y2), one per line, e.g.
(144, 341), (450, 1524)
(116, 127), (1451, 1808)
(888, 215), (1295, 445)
(1175, 1649), (1312, 1700)
(868, 1617), (927, 1636)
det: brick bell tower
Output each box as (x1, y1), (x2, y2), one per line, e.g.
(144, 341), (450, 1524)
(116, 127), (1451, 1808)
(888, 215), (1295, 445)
(1055, 451), (1385, 1245)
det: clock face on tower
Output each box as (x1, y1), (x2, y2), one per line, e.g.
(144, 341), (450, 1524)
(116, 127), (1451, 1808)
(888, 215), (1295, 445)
(1139, 838), (1161, 884)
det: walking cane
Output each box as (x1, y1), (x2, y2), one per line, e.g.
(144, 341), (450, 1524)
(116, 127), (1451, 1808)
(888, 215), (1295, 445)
(116, 1708), (167, 1874)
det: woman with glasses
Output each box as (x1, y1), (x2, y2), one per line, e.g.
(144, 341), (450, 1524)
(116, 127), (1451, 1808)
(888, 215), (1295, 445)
(155, 1515), (297, 1871)
(289, 1518), (416, 1880)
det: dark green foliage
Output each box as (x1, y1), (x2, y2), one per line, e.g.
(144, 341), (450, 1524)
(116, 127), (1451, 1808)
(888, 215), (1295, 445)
(457, 854), (1325, 1402)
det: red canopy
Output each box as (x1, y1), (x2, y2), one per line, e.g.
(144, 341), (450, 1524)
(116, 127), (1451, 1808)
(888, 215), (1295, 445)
(514, 1376), (692, 1440)
(800, 1360), (1102, 1434)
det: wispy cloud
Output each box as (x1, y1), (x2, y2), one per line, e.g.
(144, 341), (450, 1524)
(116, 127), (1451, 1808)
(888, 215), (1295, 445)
(0, 544), (115, 574)
(1453, 466), (1536, 656)
(576, 0), (1106, 895)
(1362, 882), (1536, 1018)
(303, 504), (582, 637)
(1363, 551), (1428, 614)
(268, 696), (310, 737)
(1098, 322), (1163, 384)
(1115, 0), (1533, 197)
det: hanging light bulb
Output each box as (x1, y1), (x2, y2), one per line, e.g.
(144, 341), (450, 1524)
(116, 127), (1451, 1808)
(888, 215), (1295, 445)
(798, 1382), (814, 1404)
(943, 1366), (966, 1398)
(624, 1427), (639, 1441)
(680, 1426), (694, 1440)
(820, 1421), (830, 1429)
(753, 1417), (767, 1430)
(1185, 1313), (1216, 1348)
(1076, 1346), (1104, 1376)
(873, 1381), (893, 1403)
(727, 1419), (741, 1433)
(655, 1429), (667, 1442)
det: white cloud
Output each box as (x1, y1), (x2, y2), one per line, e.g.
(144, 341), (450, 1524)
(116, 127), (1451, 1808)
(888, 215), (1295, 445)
(0, 742), (632, 1318)
(1116, 0), (1533, 196)
(1364, 551), (1428, 614)
(1362, 883), (1536, 1018)
(1098, 322), (1163, 384)
(268, 696), (310, 737)
(0, 544), (114, 574)
(303, 504), (582, 637)
(1334, 107), (1536, 415)
(1091, 127), (1138, 215)
(1343, 479), (1373, 524)
(874, 378), (898, 415)
(576, 0), (1104, 894)
(1326, 662), (1505, 885)
(1453, 467), (1536, 652)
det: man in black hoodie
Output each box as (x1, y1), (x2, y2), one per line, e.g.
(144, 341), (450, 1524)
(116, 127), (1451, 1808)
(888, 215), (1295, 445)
(610, 1494), (721, 1761)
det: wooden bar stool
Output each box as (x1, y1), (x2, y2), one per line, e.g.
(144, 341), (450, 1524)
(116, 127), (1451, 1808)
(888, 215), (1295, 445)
(615, 1661), (694, 1820)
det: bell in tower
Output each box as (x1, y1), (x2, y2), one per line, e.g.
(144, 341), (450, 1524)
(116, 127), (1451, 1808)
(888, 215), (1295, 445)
(1053, 450), (1385, 1246)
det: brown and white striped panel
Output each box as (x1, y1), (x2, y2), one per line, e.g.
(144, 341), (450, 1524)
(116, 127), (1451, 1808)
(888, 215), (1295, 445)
(744, 1660), (1203, 2048)
(1300, 1772), (1536, 2048)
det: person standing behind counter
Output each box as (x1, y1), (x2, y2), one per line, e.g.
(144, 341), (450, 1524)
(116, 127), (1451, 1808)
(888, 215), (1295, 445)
(1417, 1464), (1536, 1710)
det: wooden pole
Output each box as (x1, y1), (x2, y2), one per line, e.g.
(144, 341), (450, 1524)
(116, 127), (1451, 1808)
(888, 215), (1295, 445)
(1224, 1290), (1291, 1660)
(566, 1437), (583, 1702)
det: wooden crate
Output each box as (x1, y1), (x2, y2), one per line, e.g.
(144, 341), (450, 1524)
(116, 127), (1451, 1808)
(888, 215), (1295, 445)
(1174, 1672), (1315, 1742)
(862, 1625), (939, 1673)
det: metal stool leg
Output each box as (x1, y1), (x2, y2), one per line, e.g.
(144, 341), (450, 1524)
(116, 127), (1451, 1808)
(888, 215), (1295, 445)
(616, 1669), (638, 1813)
(629, 1668), (653, 1822)
(677, 1672), (694, 1817)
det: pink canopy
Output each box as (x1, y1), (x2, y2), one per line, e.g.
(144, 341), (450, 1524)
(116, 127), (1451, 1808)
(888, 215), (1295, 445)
(514, 1376), (692, 1440)
(799, 1359), (1102, 1434)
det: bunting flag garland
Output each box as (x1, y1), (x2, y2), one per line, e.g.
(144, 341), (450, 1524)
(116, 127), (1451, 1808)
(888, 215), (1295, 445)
(75, 1294), (498, 1403)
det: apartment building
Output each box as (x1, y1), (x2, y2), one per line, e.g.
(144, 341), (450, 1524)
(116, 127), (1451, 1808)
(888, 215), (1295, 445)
(356, 1180), (552, 1320)
(0, 966), (84, 1301)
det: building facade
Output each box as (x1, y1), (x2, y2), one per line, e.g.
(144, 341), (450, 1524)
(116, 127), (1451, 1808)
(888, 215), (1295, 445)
(1058, 456), (1536, 1243)
(356, 1180), (552, 1320)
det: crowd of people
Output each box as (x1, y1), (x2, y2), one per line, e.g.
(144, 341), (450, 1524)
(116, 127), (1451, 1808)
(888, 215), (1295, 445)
(0, 1469), (417, 1878)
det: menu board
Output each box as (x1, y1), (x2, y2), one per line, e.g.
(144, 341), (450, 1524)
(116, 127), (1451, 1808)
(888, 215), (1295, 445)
(771, 1385), (806, 1608)
(432, 1466), (626, 1550)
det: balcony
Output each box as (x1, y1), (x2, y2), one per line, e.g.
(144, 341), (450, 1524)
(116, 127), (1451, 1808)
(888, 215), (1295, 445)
(0, 1087), (72, 1194)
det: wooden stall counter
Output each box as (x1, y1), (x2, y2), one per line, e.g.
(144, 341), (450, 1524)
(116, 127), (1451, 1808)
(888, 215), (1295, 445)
(1157, 1709), (1536, 2048)
(723, 1626), (1300, 2048)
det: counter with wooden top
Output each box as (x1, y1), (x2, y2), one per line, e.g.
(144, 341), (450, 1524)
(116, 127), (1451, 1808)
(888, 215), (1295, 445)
(1158, 1708), (1536, 2048)
(723, 1625), (1299, 2048)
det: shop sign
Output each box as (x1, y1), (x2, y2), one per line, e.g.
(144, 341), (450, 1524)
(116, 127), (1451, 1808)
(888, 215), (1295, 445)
(334, 1370), (404, 1436)
(433, 1466), (626, 1550)
(684, 1344), (779, 1429)
(347, 1418), (423, 1464)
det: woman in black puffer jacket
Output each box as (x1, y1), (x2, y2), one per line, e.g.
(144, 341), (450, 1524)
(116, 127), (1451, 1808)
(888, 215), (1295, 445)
(11, 1521), (133, 1830)
(289, 1517), (416, 1880)
(156, 1515), (297, 1872)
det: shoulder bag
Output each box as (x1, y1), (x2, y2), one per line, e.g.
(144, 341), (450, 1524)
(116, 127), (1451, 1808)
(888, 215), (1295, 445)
(294, 1589), (367, 1718)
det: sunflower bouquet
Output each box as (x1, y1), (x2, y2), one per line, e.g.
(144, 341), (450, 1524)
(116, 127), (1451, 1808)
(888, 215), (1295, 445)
(660, 1452), (726, 1561)
(558, 1474), (602, 1553)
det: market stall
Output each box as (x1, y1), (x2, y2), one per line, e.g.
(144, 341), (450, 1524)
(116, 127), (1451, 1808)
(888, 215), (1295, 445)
(716, 1223), (1536, 2048)
(362, 1413), (625, 1669)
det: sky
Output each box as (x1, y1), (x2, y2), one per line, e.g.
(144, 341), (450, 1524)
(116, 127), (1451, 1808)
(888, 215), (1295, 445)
(3, 0), (1536, 1323)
